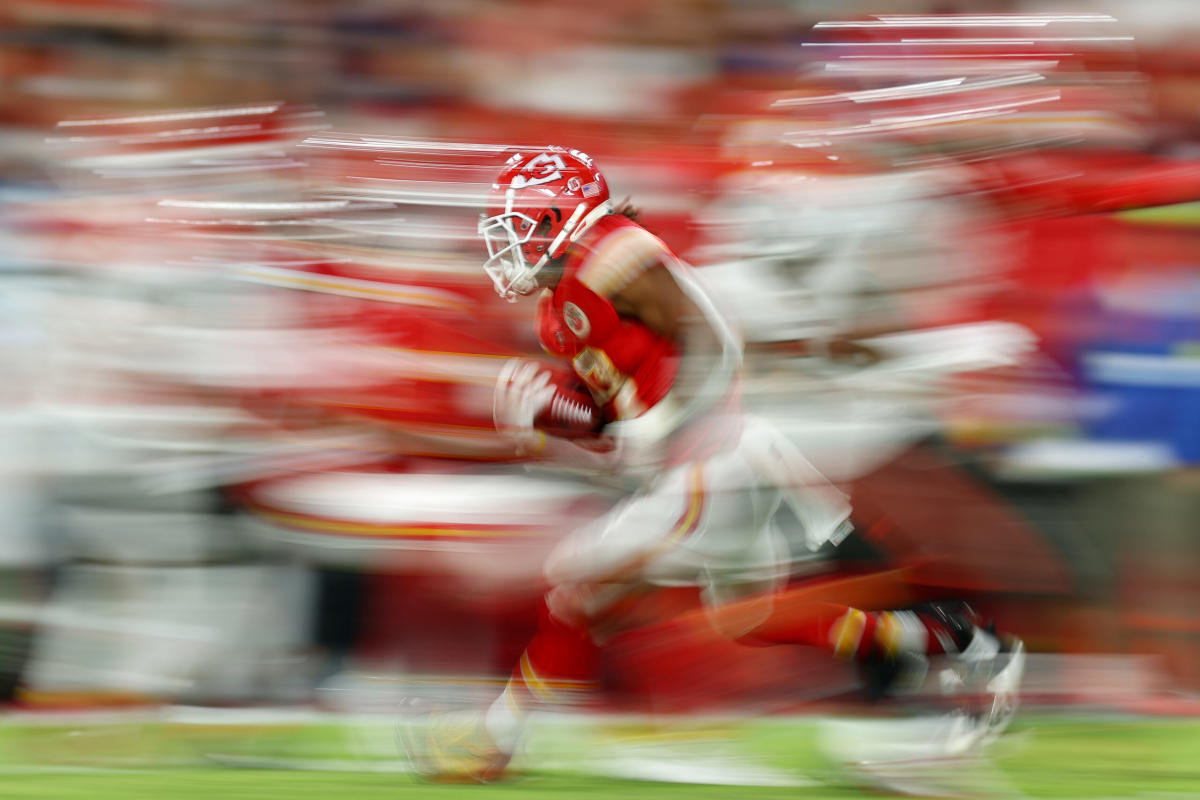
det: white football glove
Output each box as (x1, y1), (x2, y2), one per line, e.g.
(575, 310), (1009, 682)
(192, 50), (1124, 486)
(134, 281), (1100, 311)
(493, 359), (557, 455)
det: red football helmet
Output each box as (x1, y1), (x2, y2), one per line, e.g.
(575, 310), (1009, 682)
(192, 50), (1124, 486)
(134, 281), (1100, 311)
(479, 146), (611, 301)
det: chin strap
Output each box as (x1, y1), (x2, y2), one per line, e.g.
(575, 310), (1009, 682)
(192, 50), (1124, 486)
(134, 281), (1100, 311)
(546, 201), (614, 261)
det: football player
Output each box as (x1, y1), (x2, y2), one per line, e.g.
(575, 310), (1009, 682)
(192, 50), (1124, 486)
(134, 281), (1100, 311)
(400, 146), (1023, 782)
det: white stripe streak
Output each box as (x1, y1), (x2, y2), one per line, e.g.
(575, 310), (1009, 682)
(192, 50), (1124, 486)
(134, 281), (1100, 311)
(873, 14), (1117, 22)
(786, 93), (1061, 140)
(822, 60), (1063, 77)
(232, 264), (468, 308)
(803, 37), (1132, 47)
(56, 104), (282, 128)
(772, 73), (1043, 108)
(157, 199), (351, 212)
(145, 217), (331, 227)
(300, 133), (523, 155)
(816, 14), (1118, 28)
(329, 180), (491, 207)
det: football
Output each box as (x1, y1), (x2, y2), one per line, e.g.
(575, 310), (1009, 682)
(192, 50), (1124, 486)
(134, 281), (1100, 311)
(533, 371), (603, 438)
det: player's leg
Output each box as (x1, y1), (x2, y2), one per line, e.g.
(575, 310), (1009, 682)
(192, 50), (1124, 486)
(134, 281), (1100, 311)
(400, 590), (605, 782)
(736, 420), (1025, 715)
(543, 461), (709, 589)
(406, 464), (702, 781)
(742, 598), (980, 658)
(482, 592), (601, 750)
(740, 596), (1024, 734)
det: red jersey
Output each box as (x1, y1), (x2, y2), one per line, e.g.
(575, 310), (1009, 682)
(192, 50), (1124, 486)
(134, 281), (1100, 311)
(535, 214), (681, 424)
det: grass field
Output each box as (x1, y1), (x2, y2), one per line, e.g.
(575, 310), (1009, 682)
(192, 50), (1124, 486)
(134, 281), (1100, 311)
(2, 710), (1199, 799)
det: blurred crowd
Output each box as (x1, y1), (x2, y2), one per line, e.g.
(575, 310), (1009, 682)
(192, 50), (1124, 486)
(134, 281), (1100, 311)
(2, 0), (1200, 716)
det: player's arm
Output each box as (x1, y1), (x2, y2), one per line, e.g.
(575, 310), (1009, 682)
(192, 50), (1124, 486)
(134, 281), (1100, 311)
(609, 262), (690, 342)
(604, 257), (742, 466)
(491, 357), (624, 473)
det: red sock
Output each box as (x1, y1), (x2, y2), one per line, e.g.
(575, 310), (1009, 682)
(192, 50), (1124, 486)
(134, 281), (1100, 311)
(507, 601), (600, 709)
(742, 602), (968, 659)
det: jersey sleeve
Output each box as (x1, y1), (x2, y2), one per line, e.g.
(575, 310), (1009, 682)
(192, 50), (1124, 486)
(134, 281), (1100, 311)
(575, 224), (668, 298)
(604, 319), (679, 420)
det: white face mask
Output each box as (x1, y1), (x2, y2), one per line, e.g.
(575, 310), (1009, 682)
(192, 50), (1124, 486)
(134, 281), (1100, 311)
(479, 210), (545, 301)
(479, 199), (613, 300)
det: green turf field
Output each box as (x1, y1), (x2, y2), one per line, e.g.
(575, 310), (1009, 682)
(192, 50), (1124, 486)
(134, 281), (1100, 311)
(2, 712), (1198, 799)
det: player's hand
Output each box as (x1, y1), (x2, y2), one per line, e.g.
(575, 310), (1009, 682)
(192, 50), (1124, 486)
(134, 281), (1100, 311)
(493, 359), (556, 454)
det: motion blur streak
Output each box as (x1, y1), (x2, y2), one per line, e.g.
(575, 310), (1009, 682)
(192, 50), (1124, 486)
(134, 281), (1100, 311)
(1, 4), (1199, 798)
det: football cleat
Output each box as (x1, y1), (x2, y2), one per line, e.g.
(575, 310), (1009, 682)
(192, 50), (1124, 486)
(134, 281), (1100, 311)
(396, 709), (511, 783)
(980, 635), (1025, 745)
(942, 629), (1026, 746)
